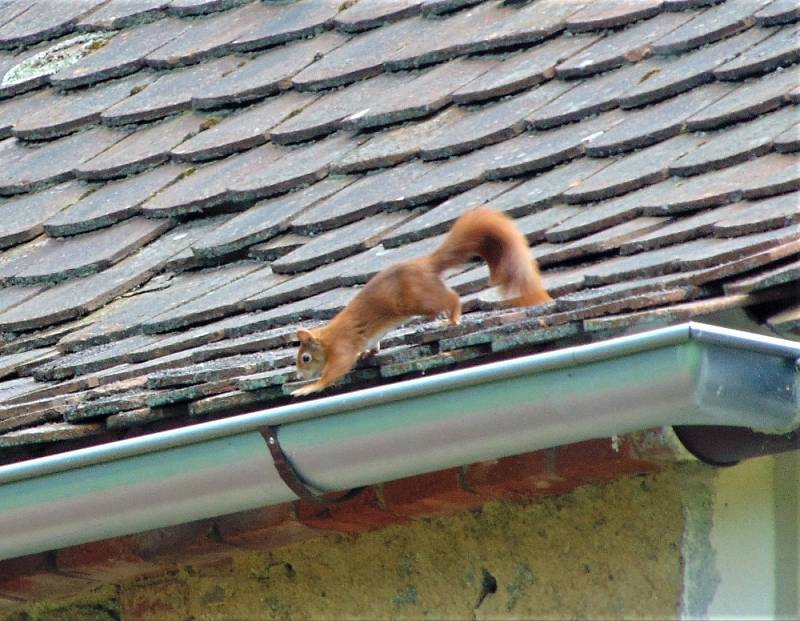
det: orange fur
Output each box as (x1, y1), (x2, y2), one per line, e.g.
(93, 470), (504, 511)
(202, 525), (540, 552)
(292, 208), (551, 396)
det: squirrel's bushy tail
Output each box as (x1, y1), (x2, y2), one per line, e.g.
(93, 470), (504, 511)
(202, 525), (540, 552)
(428, 207), (551, 306)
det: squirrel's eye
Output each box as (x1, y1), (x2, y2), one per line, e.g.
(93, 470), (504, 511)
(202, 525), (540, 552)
(301, 352), (312, 364)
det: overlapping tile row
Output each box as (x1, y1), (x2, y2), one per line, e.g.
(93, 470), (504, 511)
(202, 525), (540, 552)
(0, 0), (798, 453)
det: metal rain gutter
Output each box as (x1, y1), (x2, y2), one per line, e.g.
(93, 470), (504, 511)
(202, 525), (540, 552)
(0, 322), (797, 560)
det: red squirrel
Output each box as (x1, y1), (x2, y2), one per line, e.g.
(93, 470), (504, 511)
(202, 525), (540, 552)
(292, 207), (551, 396)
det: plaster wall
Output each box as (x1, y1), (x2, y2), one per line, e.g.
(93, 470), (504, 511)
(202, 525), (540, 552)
(6, 466), (694, 621)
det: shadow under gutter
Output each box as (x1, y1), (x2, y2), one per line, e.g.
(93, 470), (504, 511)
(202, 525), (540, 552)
(0, 322), (797, 561)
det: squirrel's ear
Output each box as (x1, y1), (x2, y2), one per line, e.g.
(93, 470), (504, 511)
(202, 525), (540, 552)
(296, 328), (317, 344)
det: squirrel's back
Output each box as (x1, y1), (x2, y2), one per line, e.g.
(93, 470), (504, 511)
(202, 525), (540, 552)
(428, 208), (551, 306)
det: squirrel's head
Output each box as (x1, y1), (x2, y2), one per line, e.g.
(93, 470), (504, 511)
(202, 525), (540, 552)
(295, 327), (326, 380)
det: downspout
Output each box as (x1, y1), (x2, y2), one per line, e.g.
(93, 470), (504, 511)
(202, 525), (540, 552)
(0, 322), (797, 560)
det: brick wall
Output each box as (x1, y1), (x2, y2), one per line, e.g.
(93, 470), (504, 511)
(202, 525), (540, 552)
(0, 429), (683, 613)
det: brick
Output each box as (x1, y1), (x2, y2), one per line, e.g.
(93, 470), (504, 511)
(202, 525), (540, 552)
(381, 468), (484, 517)
(215, 502), (323, 550)
(555, 437), (660, 482)
(56, 536), (164, 583)
(0, 553), (99, 601)
(464, 450), (581, 500)
(130, 519), (233, 564)
(296, 486), (410, 534)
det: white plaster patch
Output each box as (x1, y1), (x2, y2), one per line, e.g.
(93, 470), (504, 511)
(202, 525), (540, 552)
(1, 31), (115, 88)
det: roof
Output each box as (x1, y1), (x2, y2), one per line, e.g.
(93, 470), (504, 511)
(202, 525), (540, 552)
(0, 0), (799, 461)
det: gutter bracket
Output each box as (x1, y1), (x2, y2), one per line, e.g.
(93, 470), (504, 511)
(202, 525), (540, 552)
(259, 426), (364, 504)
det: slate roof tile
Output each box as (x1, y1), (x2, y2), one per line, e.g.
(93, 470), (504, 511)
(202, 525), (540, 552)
(168, 0), (250, 18)
(141, 264), (287, 333)
(231, 0), (339, 52)
(382, 182), (515, 248)
(563, 134), (704, 202)
(0, 0), (798, 452)
(0, 182), (86, 249)
(272, 212), (410, 274)
(290, 160), (432, 233)
(585, 82), (734, 155)
(192, 176), (353, 258)
(670, 105), (798, 175)
(75, 113), (204, 180)
(228, 132), (354, 203)
(618, 201), (753, 253)
(0, 217), (171, 287)
(774, 120), (799, 152)
(271, 72), (406, 144)
(144, 1), (272, 68)
(583, 224), (800, 285)
(620, 26), (771, 108)
(714, 24), (800, 79)
(529, 61), (657, 129)
(566, 0), (664, 33)
(651, 0), (766, 54)
(481, 110), (625, 178)
(454, 32), (598, 102)
(0, 421), (104, 448)
(11, 73), (154, 140)
(491, 157), (612, 215)
(51, 17), (193, 89)
(342, 57), (497, 131)
(419, 81), (574, 160)
(0, 0), (104, 49)
(754, 0), (800, 26)
(100, 55), (243, 125)
(724, 254), (800, 294)
(555, 10), (695, 78)
(192, 33), (345, 109)
(76, 0), (169, 30)
(0, 126), (129, 195)
(333, 107), (467, 173)
(43, 164), (189, 238)
(0, 225), (196, 332)
(686, 65), (800, 129)
(334, 0), (423, 33)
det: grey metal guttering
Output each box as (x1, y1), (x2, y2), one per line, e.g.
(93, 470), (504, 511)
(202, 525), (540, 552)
(0, 322), (798, 560)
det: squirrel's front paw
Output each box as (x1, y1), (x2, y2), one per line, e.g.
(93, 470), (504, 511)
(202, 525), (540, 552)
(291, 382), (321, 397)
